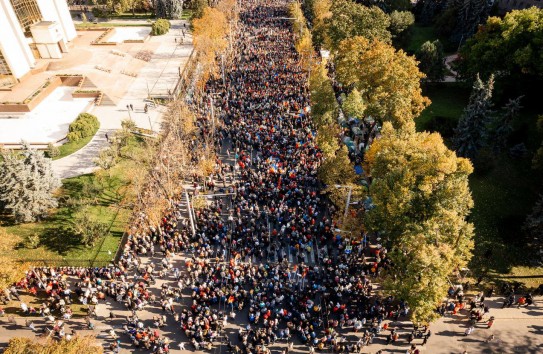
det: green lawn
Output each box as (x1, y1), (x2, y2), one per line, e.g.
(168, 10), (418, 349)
(76, 22), (152, 28)
(405, 24), (438, 54)
(404, 23), (457, 55)
(416, 83), (470, 138)
(0, 137), (146, 266)
(53, 133), (96, 161)
(416, 82), (543, 288)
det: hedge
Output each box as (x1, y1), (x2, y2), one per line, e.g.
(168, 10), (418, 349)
(151, 19), (171, 36)
(67, 113), (99, 142)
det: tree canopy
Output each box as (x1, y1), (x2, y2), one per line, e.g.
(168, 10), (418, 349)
(416, 40), (446, 82)
(0, 144), (60, 223)
(458, 7), (543, 80)
(325, 0), (392, 49)
(453, 74), (495, 159)
(365, 122), (474, 324)
(334, 36), (429, 130)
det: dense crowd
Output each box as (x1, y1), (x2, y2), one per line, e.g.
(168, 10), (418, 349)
(8, 1), (533, 354)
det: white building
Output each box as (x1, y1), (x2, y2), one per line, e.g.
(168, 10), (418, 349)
(0, 0), (76, 88)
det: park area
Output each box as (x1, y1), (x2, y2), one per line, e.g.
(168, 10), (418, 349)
(0, 134), (148, 266)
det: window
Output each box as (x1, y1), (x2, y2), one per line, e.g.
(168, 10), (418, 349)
(0, 49), (16, 88)
(10, 0), (42, 33)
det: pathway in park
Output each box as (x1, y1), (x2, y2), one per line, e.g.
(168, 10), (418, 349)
(52, 20), (192, 179)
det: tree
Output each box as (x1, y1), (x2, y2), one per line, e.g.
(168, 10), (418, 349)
(151, 19), (171, 35)
(325, 0), (391, 50)
(416, 40), (446, 82)
(486, 96), (523, 153)
(192, 6), (228, 86)
(389, 10), (414, 44)
(435, 0), (490, 45)
(365, 122), (474, 324)
(0, 229), (27, 293)
(155, 0), (183, 19)
(0, 143), (60, 223)
(72, 207), (109, 247)
(190, 0), (208, 21)
(414, 0), (447, 25)
(310, 0), (332, 48)
(316, 123), (340, 159)
(4, 336), (103, 354)
(453, 74), (495, 159)
(458, 7), (543, 81)
(94, 145), (119, 174)
(342, 88), (366, 119)
(318, 146), (358, 186)
(309, 63), (338, 127)
(334, 36), (429, 130)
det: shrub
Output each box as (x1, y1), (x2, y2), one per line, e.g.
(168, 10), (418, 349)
(46, 143), (60, 158)
(25, 234), (40, 249)
(67, 113), (99, 142)
(151, 19), (171, 36)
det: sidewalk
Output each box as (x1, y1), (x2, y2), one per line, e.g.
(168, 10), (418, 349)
(52, 21), (192, 180)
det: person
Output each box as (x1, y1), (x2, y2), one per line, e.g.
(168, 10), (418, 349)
(487, 316), (495, 328)
(144, 104), (148, 114)
(465, 326), (474, 336)
(105, 133), (109, 142)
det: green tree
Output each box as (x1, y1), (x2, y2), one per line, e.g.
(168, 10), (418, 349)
(191, 0), (208, 21)
(318, 146), (358, 186)
(458, 7), (543, 80)
(325, 0), (391, 50)
(416, 40), (446, 82)
(365, 122), (474, 324)
(342, 88), (366, 119)
(453, 74), (495, 159)
(151, 18), (171, 35)
(388, 10), (414, 44)
(486, 96), (523, 153)
(0, 229), (27, 294)
(334, 36), (429, 130)
(309, 63), (338, 127)
(72, 207), (109, 247)
(0, 143), (60, 223)
(316, 123), (340, 159)
(435, 0), (490, 45)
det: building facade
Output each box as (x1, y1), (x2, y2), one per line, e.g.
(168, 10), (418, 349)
(0, 0), (76, 88)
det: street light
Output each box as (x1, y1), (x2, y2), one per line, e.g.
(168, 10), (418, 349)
(334, 184), (353, 226)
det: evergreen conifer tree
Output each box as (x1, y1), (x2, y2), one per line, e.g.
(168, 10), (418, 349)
(453, 74), (494, 159)
(0, 143), (60, 223)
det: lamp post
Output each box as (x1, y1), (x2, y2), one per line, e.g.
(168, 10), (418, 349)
(334, 184), (353, 226)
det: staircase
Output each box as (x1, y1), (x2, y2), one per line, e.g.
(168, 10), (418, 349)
(79, 77), (116, 106)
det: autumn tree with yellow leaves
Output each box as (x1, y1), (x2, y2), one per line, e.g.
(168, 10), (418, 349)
(334, 36), (429, 130)
(365, 122), (475, 324)
(193, 7), (229, 88)
(0, 229), (27, 293)
(4, 336), (103, 354)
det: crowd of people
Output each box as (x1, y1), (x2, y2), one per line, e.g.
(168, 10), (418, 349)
(6, 1), (538, 354)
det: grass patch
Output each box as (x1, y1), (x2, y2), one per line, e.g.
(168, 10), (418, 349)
(416, 83), (470, 137)
(76, 22), (152, 28)
(415, 82), (543, 289)
(405, 23), (438, 54)
(404, 23), (457, 55)
(53, 134), (96, 161)
(0, 136), (146, 266)
(103, 12), (155, 20)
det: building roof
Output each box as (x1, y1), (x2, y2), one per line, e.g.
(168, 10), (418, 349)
(31, 21), (56, 28)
